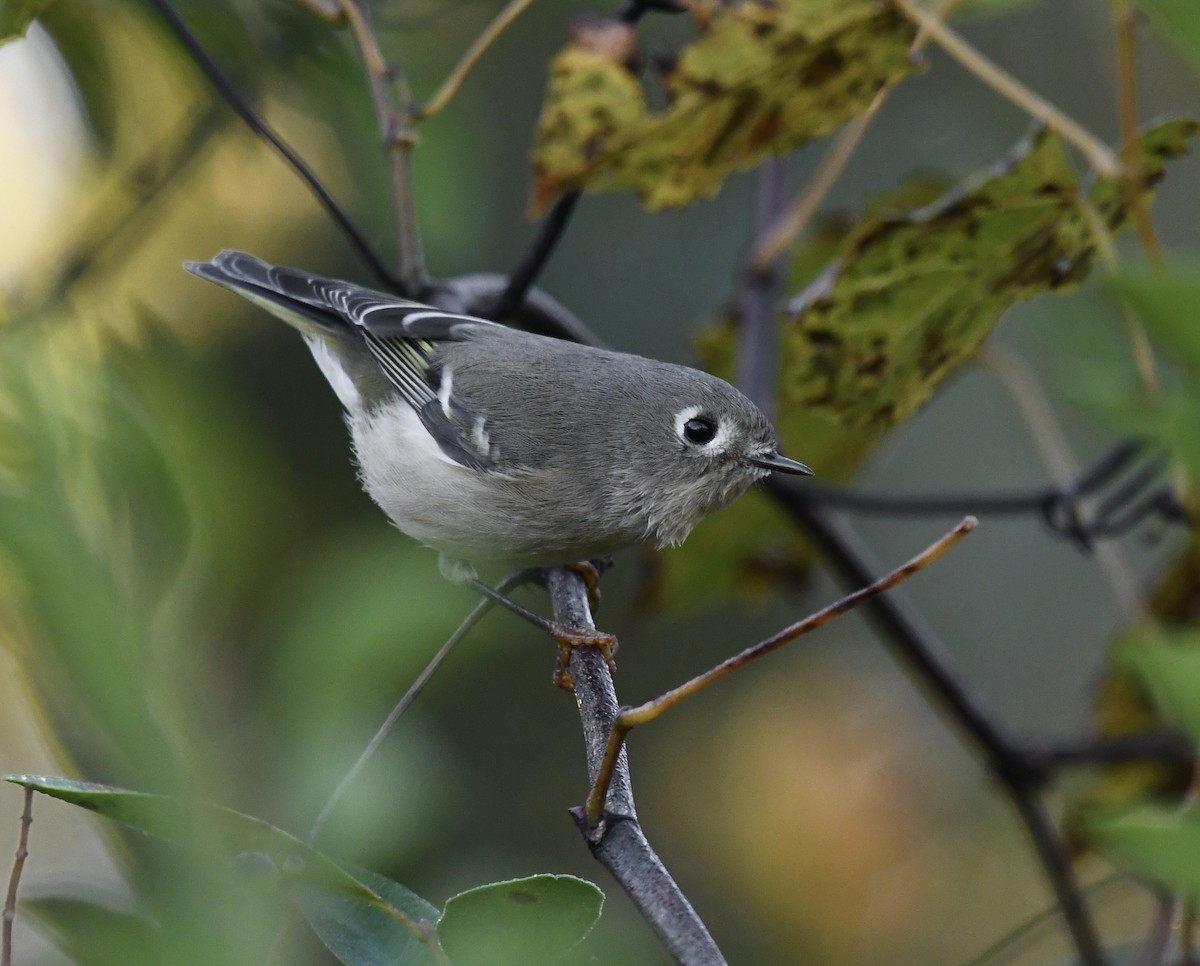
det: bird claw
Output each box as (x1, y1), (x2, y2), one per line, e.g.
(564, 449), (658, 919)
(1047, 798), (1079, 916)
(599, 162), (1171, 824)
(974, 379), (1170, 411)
(551, 626), (619, 690)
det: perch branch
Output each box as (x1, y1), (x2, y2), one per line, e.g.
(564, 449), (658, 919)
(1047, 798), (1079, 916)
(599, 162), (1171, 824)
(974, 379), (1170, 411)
(546, 568), (726, 966)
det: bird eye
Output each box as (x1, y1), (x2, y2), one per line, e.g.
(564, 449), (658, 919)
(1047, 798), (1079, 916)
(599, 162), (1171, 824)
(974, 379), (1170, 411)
(683, 416), (717, 445)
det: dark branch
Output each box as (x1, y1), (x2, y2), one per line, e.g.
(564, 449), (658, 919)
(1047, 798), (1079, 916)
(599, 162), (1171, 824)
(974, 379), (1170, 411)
(792, 440), (1187, 548)
(495, 193), (582, 324)
(545, 568), (726, 965)
(1022, 731), (1193, 772)
(146, 0), (406, 294)
(617, 0), (689, 24)
(766, 490), (1105, 966)
(431, 272), (605, 346)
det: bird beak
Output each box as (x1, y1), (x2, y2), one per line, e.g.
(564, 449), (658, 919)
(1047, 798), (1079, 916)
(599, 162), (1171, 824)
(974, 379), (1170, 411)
(747, 452), (814, 476)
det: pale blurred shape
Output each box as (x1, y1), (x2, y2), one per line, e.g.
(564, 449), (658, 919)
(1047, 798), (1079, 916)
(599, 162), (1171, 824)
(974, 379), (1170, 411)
(0, 23), (86, 286)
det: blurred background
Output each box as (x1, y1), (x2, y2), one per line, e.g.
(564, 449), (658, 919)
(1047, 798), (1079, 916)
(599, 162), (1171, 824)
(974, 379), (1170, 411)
(1, 0), (1198, 963)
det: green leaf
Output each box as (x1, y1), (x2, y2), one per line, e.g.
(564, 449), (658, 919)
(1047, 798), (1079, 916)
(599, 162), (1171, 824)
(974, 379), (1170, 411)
(1101, 263), (1200, 479)
(4, 775), (435, 948)
(1111, 265), (1200, 373)
(439, 874), (605, 966)
(21, 897), (173, 966)
(530, 0), (918, 213)
(294, 865), (440, 966)
(1086, 804), (1200, 896)
(1117, 628), (1200, 744)
(0, 0), (51, 42)
(1136, 0), (1200, 74)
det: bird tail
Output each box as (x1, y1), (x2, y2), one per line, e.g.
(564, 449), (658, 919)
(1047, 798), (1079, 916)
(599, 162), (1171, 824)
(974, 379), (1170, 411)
(183, 250), (360, 336)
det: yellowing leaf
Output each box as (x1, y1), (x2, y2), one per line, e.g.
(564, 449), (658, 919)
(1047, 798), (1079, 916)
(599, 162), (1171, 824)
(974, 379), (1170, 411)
(775, 118), (1197, 473)
(666, 121), (1195, 606)
(530, 0), (918, 214)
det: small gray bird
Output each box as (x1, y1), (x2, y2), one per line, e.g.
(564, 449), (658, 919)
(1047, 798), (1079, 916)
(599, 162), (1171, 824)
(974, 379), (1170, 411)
(185, 251), (812, 580)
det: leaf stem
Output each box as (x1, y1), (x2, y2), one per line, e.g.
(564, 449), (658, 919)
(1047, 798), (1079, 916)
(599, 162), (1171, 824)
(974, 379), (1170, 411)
(894, 0), (1118, 177)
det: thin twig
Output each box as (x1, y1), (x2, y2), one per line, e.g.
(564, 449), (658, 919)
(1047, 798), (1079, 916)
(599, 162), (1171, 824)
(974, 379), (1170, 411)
(338, 0), (428, 293)
(585, 517), (977, 825)
(1112, 0), (1165, 267)
(751, 104), (879, 272)
(736, 157), (789, 418)
(894, 0), (1118, 177)
(309, 573), (532, 845)
(416, 0), (539, 120)
(545, 568), (726, 965)
(2, 785), (34, 966)
(145, 0), (405, 293)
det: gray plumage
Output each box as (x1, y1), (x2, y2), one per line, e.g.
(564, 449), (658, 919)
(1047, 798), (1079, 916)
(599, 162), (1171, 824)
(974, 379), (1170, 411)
(184, 250), (811, 574)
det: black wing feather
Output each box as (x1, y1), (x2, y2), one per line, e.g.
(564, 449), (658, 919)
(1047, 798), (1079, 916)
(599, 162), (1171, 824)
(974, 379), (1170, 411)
(186, 249), (505, 471)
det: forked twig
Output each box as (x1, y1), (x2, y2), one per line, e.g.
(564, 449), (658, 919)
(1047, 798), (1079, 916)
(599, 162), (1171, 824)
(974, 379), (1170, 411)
(584, 516), (978, 826)
(2, 785), (34, 966)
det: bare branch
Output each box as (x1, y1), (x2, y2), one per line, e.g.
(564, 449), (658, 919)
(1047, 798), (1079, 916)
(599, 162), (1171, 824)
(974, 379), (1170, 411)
(585, 517), (977, 825)
(146, 0), (405, 292)
(545, 568), (726, 965)
(338, 0), (427, 293)
(495, 193), (582, 324)
(2, 785), (34, 966)
(736, 157), (788, 419)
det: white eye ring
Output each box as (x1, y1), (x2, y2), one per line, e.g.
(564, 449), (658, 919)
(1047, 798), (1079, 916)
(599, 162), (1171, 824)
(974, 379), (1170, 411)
(674, 406), (731, 450)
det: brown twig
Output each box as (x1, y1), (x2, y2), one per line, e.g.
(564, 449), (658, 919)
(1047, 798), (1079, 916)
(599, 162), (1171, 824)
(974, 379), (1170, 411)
(894, 0), (1117, 177)
(338, 0), (428, 294)
(585, 517), (978, 825)
(1112, 0), (1165, 267)
(416, 0), (538, 120)
(2, 785), (34, 966)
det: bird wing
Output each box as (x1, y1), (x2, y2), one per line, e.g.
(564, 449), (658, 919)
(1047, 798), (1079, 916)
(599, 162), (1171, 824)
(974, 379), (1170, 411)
(185, 250), (508, 472)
